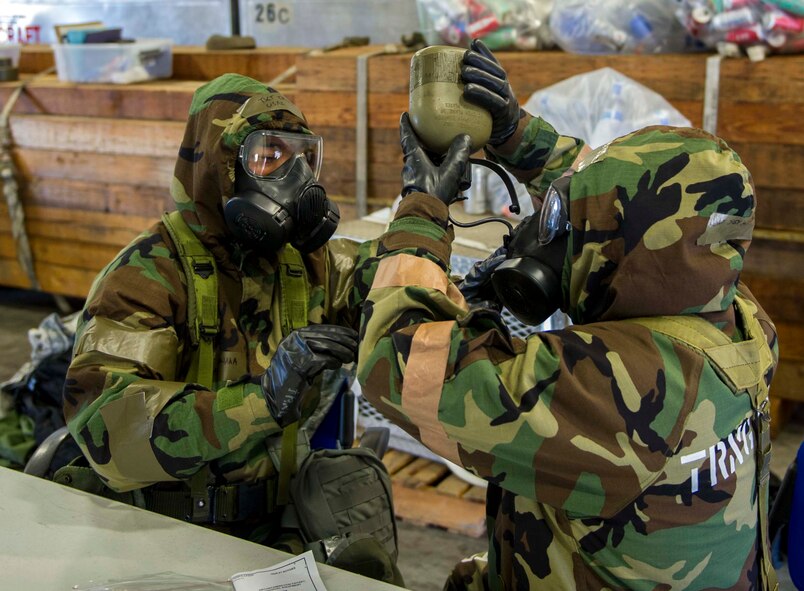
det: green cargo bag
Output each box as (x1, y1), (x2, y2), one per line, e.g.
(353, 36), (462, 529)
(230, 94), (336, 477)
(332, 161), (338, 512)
(290, 447), (404, 586)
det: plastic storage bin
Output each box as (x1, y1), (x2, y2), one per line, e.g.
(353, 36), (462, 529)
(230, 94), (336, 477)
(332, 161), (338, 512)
(52, 39), (172, 84)
(0, 44), (21, 68)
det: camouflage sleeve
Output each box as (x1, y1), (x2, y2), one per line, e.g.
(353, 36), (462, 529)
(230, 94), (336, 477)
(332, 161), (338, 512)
(64, 228), (279, 493)
(485, 113), (586, 198)
(322, 237), (377, 330)
(357, 195), (695, 516)
(303, 237), (380, 331)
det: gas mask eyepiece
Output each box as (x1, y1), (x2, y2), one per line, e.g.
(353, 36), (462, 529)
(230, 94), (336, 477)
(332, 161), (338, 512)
(538, 175), (572, 245)
(239, 129), (323, 181)
(225, 129), (338, 253)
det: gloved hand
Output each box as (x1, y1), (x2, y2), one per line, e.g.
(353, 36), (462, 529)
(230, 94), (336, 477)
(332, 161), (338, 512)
(400, 112), (472, 205)
(261, 325), (358, 428)
(459, 245), (507, 307)
(461, 39), (521, 146)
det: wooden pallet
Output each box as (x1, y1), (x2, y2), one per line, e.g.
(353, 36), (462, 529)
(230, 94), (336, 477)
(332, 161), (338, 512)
(380, 449), (487, 539)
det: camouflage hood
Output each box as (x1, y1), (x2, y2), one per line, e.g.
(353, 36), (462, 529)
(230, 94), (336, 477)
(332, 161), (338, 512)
(171, 74), (313, 271)
(565, 126), (755, 332)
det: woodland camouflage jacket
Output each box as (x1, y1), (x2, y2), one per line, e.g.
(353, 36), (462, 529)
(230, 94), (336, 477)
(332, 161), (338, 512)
(64, 75), (370, 493)
(355, 117), (779, 590)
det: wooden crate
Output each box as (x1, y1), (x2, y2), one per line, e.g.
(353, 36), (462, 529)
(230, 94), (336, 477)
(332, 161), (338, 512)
(18, 44), (307, 82)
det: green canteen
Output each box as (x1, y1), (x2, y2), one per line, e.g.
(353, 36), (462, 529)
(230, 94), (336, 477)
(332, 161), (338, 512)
(408, 45), (492, 155)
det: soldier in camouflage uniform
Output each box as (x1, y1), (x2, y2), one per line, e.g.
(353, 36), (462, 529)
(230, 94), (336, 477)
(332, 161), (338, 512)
(62, 74), (372, 548)
(354, 40), (779, 589)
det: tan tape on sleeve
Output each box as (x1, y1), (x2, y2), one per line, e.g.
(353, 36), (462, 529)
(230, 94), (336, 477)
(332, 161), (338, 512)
(401, 321), (462, 464)
(446, 282), (470, 311)
(373, 254), (468, 311)
(373, 254), (450, 293)
(76, 316), (178, 380)
(99, 389), (178, 490)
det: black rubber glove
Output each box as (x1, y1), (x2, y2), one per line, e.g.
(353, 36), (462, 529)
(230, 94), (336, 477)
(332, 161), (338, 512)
(400, 112), (473, 205)
(461, 39), (522, 146)
(261, 325), (358, 428)
(459, 245), (507, 307)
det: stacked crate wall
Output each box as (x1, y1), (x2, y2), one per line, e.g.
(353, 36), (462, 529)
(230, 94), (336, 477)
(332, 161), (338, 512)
(1, 45), (801, 422)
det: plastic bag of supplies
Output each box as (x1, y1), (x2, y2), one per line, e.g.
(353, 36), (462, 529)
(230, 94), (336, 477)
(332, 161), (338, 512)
(676, 0), (804, 61)
(416, 0), (555, 50)
(550, 0), (697, 54)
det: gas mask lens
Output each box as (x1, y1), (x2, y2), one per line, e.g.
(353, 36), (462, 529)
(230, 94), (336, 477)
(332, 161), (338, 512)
(239, 130), (323, 181)
(538, 175), (571, 245)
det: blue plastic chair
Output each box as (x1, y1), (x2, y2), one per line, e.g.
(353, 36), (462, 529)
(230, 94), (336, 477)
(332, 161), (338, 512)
(770, 439), (804, 589)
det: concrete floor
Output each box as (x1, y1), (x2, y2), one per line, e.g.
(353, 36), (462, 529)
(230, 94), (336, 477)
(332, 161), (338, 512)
(0, 286), (799, 591)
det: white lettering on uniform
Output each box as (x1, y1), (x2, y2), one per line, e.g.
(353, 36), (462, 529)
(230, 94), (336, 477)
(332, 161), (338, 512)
(679, 418), (754, 494)
(681, 450), (708, 493)
(710, 440), (729, 485)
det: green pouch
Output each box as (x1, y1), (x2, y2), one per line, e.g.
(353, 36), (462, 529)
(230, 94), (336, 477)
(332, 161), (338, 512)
(291, 447), (404, 586)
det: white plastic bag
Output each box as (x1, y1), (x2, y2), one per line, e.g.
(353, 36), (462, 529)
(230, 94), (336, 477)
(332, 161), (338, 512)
(73, 571), (232, 591)
(523, 67), (692, 148)
(550, 0), (696, 54)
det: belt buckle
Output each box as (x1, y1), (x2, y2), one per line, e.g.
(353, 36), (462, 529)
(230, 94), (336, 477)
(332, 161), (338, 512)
(214, 480), (268, 523)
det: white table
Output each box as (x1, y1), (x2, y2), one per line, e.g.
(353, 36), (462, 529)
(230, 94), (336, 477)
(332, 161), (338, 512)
(0, 467), (403, 591)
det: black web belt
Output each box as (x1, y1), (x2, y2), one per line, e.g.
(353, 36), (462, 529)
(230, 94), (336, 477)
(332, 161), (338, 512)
(145, 477), (276, 524)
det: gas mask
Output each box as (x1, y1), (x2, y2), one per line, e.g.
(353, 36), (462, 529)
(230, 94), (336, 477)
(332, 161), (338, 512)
(225, 129), (340, 253)
(491, 174), (571, 326)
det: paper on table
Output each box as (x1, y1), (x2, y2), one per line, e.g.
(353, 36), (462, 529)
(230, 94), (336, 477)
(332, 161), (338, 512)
(231, 551), (328, 591)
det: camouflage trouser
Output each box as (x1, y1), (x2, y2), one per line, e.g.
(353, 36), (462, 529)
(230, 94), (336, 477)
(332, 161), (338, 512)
(443, 552), (489, 591)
